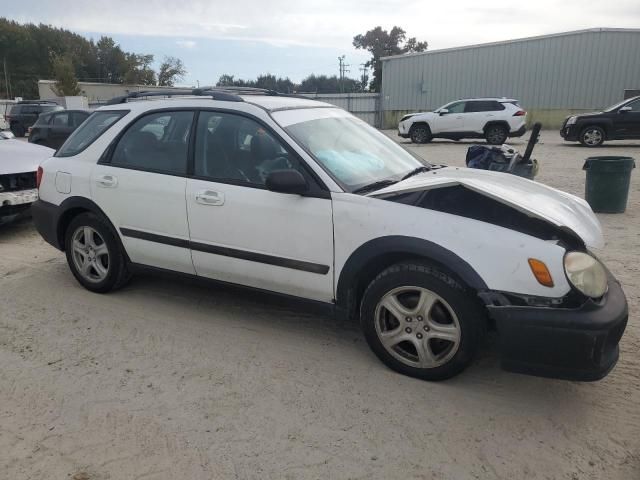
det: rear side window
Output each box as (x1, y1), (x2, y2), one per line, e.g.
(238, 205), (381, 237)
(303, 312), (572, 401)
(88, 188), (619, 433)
(72, 112), (89, 127)
(465, 101), (505, 112)
(41, 105), (63, 114)
(56, 111), (127, 157)
(110, 111), (194, 175)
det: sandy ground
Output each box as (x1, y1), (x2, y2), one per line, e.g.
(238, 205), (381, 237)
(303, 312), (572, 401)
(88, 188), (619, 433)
(1, 132), (639, 480)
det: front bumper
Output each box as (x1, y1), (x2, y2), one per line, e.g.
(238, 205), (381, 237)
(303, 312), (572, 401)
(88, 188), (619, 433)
(560, 124), (580, 141)
(487, 276), (628, 381)
(0, 188), (38, 221)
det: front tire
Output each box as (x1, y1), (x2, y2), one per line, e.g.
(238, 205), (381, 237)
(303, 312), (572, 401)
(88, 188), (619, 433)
(579, 126), (605, 147)
(484, 124), (508, 145)
(64, 212), (131, 293)
(409, 124), (432, 144)
(360, 262), (483, 381)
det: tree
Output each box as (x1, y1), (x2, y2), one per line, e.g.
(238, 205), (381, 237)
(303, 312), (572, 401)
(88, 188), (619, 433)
(96, 36), (128, 83)
(298, 74), (359, 94)
(353, 26), (427, 92)
(157, 57), (186, 86)
(51, 55), (81, 96)
(123, 53), (156, 85)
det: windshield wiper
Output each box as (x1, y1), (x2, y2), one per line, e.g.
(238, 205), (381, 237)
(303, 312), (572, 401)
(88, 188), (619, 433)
(352, 179), (399, 195)
(401, 165), (431, 180)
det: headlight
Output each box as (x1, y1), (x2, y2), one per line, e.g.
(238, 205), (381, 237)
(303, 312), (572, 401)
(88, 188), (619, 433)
(566, 116), (577, 125)
(564, 252), (608, 298)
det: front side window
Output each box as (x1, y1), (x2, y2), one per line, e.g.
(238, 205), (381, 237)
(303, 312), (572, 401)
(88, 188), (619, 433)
(52, 112), (70, 127)
(444, 102), (466, 114)
(111, 111), (194, 175)
(274, 108), (425, 191)
(625, 100), (640, 112)
(56, 110), (127, 157)
(194, 111), (298, 185)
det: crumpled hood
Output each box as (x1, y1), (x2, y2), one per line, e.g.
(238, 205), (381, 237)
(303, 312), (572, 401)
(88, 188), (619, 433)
(0, 139), (54, 175)
(371, 166), (604, 249)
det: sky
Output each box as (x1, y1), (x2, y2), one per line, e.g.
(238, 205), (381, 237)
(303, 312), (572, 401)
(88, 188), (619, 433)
(3, 0), (640, 86)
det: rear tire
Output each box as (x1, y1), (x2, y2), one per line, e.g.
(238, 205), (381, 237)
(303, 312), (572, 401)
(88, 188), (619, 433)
(360, 262), (483, 381)
(11, 124), (25, 137)
(484, 124), (508, 145)
(409, 124), (432, 144)
(64, 212), (131, 293)
(579, 126), (605, 147)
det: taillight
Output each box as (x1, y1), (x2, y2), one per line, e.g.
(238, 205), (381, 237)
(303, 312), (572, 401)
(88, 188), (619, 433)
(27, 127), (33, 134)
(513, 110), (526, 117)
(36, 166), (43, 189)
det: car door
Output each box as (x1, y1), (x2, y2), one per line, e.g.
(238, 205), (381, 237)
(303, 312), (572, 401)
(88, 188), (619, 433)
(614, 99), (640, 138)
(49, 112), (76, 149)
(437, 101), (466, 132)
(186, 110), (334, 302)
(464, 100), (505, 132)
(91, 110), (196, 274)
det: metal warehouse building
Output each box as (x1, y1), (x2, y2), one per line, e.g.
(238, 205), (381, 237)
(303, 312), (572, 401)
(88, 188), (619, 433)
(380, 28), (640, 129)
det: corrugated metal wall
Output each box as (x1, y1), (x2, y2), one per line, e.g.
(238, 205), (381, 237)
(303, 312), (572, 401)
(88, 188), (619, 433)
(381, 29), (640, 112)
(302, 93), (380, 126)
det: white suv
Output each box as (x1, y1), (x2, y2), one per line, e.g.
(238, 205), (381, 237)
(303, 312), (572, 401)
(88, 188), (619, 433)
(32, 88), (627, 381)
(398, 98), (527, 144)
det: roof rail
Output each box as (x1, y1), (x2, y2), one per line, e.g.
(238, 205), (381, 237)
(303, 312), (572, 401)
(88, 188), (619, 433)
(18, 100), (59, 104)
(105, 86), (287, 105)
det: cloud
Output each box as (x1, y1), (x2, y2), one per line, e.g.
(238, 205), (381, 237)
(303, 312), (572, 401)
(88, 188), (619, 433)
(176, 40), (197, 49)
(5, 0), (640, 51)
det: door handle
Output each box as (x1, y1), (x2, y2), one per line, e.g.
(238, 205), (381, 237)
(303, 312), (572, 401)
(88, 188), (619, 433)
(96, 175), (118, 188)
(195, 190), (225, 206)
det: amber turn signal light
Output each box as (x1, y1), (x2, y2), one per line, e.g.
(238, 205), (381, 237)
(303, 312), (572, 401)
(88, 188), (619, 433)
(528, 258), (554, 287)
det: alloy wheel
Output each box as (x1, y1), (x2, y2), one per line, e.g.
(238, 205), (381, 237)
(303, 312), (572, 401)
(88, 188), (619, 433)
(374, 286), (461, 369)
(582, 128), (603, 146)
(71, 226), (110, 283)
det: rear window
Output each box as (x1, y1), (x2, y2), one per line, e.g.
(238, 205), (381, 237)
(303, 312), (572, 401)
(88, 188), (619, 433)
(56, 110), (128, 157)
(41, 105), (63, 113)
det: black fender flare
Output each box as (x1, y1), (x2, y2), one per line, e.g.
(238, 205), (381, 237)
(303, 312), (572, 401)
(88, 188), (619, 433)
(409, 121), (431, 133)
(54, 196), (120, 250)
(483, 120), (510, 133)
(335, 235), (488, 314)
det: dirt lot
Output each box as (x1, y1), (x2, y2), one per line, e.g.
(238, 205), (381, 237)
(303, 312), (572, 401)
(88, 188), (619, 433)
(1, 132), (639, 480)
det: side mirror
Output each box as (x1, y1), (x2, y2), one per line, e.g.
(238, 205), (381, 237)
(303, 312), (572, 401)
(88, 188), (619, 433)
(439, 108), (449, 116)
(265, 169), (309, 195)
(619, 106), (632, 113)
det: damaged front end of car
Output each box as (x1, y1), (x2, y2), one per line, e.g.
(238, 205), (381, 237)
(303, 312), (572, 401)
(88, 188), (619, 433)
(371, 168), (628, 381)
(0, 171), (38, 224)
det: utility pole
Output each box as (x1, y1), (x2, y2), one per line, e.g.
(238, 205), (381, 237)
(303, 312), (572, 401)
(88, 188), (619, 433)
(359, 63), (368, 92)
(3, 57), (9, 99)
(338, 55), (350, 94)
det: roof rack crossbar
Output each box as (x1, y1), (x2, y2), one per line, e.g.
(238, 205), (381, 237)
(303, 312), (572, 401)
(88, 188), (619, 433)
(105, 86), (291, 105)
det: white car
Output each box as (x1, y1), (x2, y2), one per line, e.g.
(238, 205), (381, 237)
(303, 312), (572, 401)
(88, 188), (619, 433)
(0, 130), (54, 224)
(398, 98), (527, 145)
(32, 88), (627, 381)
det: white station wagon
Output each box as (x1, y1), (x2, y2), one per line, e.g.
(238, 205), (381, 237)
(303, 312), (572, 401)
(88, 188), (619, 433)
(32, 88), (628, 381)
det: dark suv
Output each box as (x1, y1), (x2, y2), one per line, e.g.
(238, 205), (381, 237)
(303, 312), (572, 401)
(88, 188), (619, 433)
(560, 96), (640, 147)
(28, 109), (90, 149)
(6, 101), (63, 137)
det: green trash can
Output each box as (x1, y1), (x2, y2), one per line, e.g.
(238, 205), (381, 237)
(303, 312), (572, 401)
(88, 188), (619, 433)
(582, 156), (635, 213)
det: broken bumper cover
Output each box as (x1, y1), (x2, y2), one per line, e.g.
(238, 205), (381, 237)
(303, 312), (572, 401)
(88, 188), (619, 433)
(487, 276), (628, 381)
(0, 188), (38, 221)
